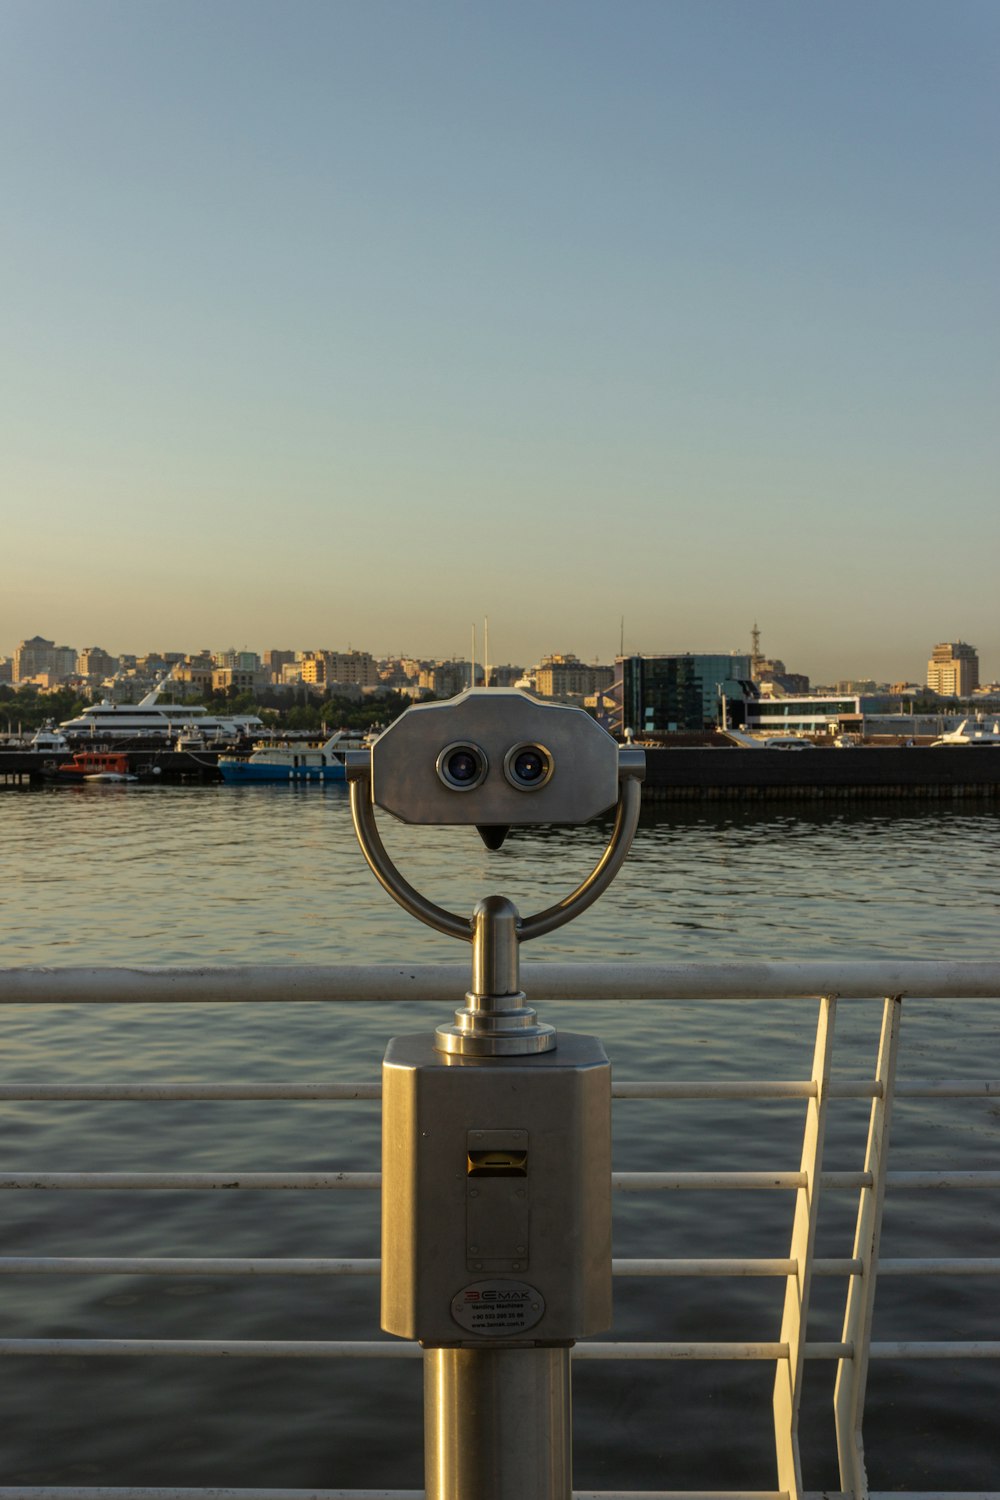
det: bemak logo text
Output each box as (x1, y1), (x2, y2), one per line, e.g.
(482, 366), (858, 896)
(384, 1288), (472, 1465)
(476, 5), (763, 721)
(465, 1289), (531, 1303)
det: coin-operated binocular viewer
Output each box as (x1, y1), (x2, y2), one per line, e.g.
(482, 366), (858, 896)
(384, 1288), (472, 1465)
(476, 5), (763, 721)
(346, 690), (644, 1500)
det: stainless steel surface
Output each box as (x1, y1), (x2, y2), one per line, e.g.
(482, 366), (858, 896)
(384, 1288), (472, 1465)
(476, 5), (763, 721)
(368, 690), (619, 827)
(437, 896), (556, 1055)
(424, 1345), (572, 1500)
(380, 1031), (612, 1345)
(470, 896), (519, 999)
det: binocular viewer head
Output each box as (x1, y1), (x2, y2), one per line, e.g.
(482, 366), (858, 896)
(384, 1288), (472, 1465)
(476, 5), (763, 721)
(352, 688), (625, 835)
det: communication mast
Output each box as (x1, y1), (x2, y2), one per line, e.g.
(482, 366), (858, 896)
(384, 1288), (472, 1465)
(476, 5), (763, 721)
(750, 621), (763, 678)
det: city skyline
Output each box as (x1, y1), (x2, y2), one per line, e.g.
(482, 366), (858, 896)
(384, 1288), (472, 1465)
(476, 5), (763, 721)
(4, 627), (993, 691)
(2, 2), (997, 682)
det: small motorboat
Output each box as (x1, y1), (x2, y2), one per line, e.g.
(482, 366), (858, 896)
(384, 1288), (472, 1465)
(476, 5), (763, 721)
(53, 751), (138, 783)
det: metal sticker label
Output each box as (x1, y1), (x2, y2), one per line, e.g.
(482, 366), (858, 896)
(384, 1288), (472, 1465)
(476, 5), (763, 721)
(451, 1279), (545, 1337)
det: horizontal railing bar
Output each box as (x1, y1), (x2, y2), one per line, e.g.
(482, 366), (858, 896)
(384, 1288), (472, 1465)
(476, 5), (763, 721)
(614, 1172), (872, 1190)
(3, 1257), (799, 1277)
(0, 1171), (815, 1192)
(613, 1082), (817, 1099)
(0, 1257), (382, 1275)
(614, 1172), (806, 1190)
(0, 1338), (422, 1358)
(581, 1342), (848, 1359)
(46, 1337), (998, 1364)
(0, 1079), (993, 1103)
(0, 1173), (380, 1190)
(0, 1084), (382, 1101)
(0, 1491), (428, 1500)
(614, 1259), (796, 1276)
(8, 1255), (993, 1279)
(2, 960), (999, 1004)
(6, 1168), (995, 1192)
(0, 1338), (797, 1360)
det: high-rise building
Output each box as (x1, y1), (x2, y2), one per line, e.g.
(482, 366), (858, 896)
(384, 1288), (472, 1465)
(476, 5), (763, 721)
(77, 646), (117, 680)
(532, 654), (615, 700)
(418, 660), (476, 697)
(618, 652), (752, 734)
(325, 650), (380, 687)
(213, 649), (262, 672)
(926, 642), (979, 697)
(13, 636), (77, 684)
(264, 649), (295, 682)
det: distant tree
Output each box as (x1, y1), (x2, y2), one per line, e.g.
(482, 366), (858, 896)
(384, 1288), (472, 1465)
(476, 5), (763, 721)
(0, 684), (88, 731)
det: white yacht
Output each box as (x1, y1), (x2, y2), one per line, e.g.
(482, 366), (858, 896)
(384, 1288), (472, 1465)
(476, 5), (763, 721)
(59, 675), (263, 742)
(930, 717), (1000, 748)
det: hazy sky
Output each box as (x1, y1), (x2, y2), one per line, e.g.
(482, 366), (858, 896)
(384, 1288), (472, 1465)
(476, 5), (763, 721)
(2, 0), (997, 683)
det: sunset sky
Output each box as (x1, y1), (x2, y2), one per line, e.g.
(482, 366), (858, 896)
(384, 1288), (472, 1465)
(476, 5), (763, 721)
(2, 0), (997, 682)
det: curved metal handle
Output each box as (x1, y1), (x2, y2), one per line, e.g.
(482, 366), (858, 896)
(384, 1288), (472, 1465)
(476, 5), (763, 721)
(349, 778), (473, 942)
(518, 775), (642, 942)
(349, 764), (643, 946)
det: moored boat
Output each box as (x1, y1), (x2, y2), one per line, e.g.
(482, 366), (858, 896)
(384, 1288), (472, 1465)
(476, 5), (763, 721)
(930, 717), (1000, 747)
(59, 670), (263, 743)
(217, 730), (371, 784)
(49, 751), (138, 783)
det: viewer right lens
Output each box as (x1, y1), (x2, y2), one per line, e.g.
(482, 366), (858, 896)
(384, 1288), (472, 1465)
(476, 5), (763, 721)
(504, 742), (553, 791)
(513, 748), (545, 783)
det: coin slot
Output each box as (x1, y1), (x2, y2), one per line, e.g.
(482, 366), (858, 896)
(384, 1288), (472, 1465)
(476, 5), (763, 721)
(467, 1149), (528, 1177)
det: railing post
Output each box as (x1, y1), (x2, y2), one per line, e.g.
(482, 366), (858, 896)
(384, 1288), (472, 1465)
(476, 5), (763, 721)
(773, 994), (836, 1499)
(834, 994), (902, 1498)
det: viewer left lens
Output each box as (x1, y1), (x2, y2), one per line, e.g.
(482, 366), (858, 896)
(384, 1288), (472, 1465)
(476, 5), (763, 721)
(436, 742), (488, 791)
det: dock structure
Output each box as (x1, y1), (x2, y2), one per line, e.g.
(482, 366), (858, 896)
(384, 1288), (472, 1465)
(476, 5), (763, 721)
(640, 744), (1000, 800)
(4, 743), (1000, 799)
(0, 747), (225, 784)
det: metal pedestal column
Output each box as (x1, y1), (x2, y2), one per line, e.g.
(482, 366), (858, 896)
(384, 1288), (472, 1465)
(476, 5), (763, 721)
(424, 1345), (572, 1500)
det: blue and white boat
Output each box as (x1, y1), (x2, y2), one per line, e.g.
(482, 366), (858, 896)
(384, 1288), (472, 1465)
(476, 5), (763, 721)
(217, 730), (369, 784)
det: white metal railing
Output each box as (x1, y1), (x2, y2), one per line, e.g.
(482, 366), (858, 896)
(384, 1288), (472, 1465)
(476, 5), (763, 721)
(1, 960), (999, 1500)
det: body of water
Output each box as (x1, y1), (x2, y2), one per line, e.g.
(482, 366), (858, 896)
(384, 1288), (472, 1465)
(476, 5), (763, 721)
(3, 783), (999, 1492)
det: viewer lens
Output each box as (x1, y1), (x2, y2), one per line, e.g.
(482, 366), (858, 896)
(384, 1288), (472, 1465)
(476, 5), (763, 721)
(504, 743), (552, 791)
(447, 750), (479, 783)
(513, 749), (545, 783)
(436, 742), (488, 792)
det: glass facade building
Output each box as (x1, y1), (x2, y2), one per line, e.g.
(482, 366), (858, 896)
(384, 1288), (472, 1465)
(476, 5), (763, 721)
(747, 695), (890, 732)
(620, 654), (752, 733)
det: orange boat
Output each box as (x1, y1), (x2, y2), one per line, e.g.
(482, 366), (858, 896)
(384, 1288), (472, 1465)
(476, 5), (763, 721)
(55, 751), (137, 783)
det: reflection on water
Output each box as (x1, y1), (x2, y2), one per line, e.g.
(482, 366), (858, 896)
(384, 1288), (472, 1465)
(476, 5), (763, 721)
(3, 786), (999, 1488)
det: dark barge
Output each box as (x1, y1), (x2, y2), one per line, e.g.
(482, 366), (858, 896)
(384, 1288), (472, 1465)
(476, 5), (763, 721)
(640, 743), (1000, 800)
